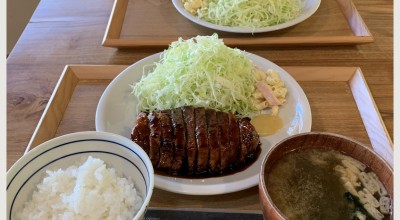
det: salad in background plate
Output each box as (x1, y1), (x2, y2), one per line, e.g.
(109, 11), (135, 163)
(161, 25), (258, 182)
(172, 0), (321, 33)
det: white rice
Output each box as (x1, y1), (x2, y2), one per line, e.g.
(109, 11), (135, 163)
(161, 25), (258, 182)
(16, 156), (143, 220)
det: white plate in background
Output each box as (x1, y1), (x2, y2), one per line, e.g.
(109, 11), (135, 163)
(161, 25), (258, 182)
(172, 0), (321, 33)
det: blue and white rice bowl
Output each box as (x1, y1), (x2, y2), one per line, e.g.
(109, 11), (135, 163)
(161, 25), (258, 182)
(7, 131), (154, 220)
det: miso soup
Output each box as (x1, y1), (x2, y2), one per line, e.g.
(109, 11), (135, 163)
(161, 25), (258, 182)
(266, 148), (391, 220)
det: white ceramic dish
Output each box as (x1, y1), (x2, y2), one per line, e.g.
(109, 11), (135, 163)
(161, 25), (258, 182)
(95, 52), (311, 195)
(7, 131), (154, 220)
(172, 0), (321, 33)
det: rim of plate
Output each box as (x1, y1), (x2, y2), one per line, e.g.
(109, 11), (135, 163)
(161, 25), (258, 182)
(95, 53), (161, 133)
(95, 52), (312, 195)
(171, 0), (321, 34)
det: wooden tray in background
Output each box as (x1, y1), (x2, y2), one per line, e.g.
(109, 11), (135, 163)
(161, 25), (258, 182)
(26, 65), (393, 172)
(103, 0), (373, 48)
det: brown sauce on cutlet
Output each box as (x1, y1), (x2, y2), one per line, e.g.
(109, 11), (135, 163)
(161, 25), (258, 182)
(155, 147), (261, 179)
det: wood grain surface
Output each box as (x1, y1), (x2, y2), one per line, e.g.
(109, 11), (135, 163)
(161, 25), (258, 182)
(7, 0), (393, 212)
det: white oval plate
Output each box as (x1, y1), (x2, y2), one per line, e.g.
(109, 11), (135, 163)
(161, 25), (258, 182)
(172, 0), (321, 33)
(96, 52), (312, 195)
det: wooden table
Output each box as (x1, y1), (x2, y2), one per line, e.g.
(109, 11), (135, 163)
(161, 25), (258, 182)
(7, 0), (393, 212)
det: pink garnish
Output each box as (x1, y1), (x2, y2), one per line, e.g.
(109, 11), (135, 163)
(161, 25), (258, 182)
(256, 81), (282, 106)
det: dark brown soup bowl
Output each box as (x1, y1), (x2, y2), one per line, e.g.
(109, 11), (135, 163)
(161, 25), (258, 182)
(258, 132), (393, 220)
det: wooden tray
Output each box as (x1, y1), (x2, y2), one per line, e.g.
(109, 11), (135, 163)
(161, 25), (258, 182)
(26, 65), (393, 171)
(102, 0), (373, 48)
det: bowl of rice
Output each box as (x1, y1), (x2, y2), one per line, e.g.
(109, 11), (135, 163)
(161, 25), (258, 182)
(7, 131), (154, 220)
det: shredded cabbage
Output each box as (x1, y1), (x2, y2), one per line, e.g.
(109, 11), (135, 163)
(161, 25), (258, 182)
(132, 34), (259, 117)
(195, 0), (304, 28)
